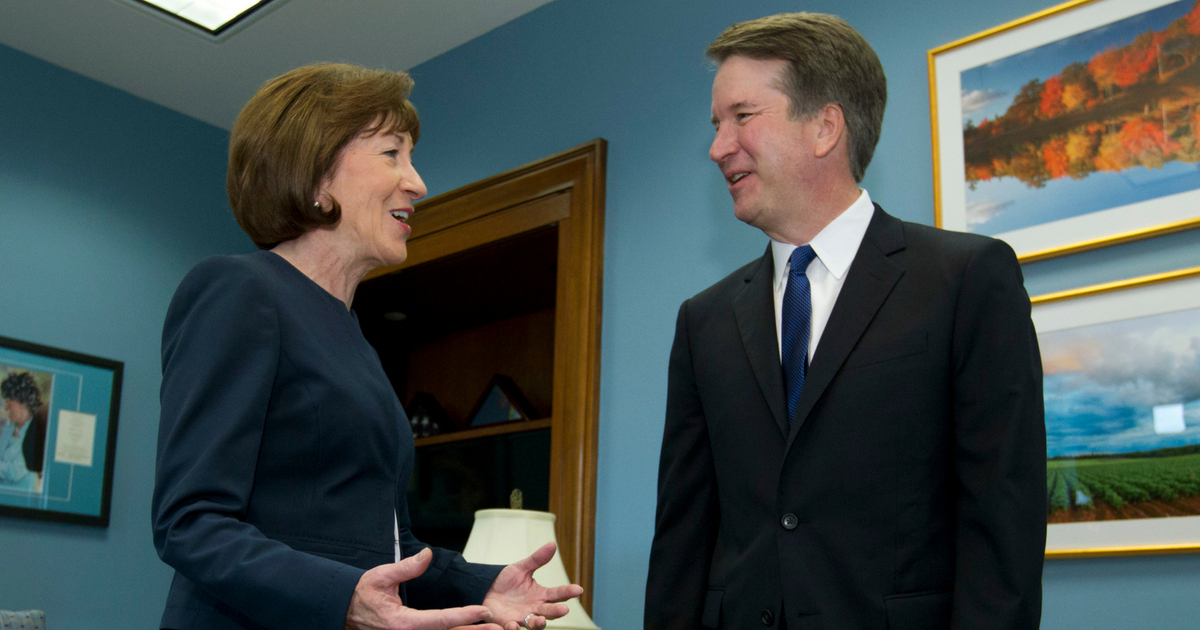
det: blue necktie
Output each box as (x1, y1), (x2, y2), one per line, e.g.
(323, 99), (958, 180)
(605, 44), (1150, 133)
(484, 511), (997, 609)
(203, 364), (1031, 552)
(782, 245), (817, 425)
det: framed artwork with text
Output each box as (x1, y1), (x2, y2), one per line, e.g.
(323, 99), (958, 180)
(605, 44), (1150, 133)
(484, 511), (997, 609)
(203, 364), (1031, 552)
(0, 336), (122, 527)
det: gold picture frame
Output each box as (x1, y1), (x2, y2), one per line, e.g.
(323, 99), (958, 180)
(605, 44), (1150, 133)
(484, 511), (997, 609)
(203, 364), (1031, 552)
(929, 0), (1200, 263)
(1032, 266), (1200, 557)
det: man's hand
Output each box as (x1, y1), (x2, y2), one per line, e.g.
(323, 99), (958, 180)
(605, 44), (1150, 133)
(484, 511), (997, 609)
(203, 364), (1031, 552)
(346, 548), (502, 630)
(482, 542), (584, 630)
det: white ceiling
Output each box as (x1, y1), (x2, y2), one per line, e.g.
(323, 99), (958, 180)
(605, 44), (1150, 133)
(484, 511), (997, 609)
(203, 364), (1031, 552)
(0, 0), (557, 130)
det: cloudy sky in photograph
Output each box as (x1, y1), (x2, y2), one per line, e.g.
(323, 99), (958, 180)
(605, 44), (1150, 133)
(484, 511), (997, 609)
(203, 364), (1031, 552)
(1041, 306), (1200, 457)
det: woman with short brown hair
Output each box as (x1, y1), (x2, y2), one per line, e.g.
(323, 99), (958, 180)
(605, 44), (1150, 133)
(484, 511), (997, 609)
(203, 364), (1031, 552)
(152, 63), (579, 630)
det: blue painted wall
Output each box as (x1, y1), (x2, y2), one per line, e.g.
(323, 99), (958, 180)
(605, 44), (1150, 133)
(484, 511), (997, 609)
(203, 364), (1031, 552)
(404, 0), (1200, 628)
(4, 0), (1200, 626)
(0, 44), (249, 627)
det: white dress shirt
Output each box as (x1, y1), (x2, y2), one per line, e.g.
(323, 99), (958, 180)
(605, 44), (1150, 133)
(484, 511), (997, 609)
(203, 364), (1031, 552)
(772, 189), (875, 362)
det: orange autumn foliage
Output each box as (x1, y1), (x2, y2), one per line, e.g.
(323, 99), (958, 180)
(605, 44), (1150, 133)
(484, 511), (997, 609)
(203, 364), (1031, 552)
(1042, 137), (1070, 179)
(1064, 131), (1099, 165)
(1087, 32), (1164, 91)
(1119, 118), (1181, 157)
(1088, 49), (1123, 91)
(1061, 81), (1091, 111)
(968, 163), (995, 181)
(1040, 76), (1066, 118)
(962, 2), (1200, 187)
(1112, 36), (1159, 87)
(1094, 133), (1134, 172)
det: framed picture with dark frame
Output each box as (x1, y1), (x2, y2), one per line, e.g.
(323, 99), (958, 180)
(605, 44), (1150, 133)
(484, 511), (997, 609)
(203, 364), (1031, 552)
(0, 335), (123, 526)
(929, 0), (1200, 262)
(1032, 266), (1200, 556)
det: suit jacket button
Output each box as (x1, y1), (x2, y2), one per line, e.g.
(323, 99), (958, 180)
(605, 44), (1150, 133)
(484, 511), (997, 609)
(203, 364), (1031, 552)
(761, 609), (774, 625)
(781, 513), (798, 530)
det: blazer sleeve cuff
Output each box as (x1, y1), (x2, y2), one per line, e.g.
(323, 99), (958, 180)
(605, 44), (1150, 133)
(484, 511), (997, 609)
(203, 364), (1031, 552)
(323, 563), (367, 630)
(405, 547), (504, 609)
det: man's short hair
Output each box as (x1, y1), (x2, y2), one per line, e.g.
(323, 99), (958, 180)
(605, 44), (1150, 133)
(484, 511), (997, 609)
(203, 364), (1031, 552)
(227, 63), (421, 249)
(707, 13), (887, 183)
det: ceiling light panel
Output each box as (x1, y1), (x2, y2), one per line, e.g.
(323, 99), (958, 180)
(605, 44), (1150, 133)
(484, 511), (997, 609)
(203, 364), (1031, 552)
(137, 0), (269, 34)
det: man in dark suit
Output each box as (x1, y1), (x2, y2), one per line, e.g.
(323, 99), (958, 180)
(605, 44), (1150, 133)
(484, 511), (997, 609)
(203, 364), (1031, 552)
(645, 13), (1046, 630)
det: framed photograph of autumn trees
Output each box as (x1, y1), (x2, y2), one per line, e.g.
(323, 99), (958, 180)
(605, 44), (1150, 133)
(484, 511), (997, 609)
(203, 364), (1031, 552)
(929, 0), (1200, 262)
(1032, 266), (1200, 556)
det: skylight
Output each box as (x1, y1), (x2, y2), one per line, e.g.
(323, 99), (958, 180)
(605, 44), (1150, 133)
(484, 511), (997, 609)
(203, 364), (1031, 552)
(137, 0), (273, 34)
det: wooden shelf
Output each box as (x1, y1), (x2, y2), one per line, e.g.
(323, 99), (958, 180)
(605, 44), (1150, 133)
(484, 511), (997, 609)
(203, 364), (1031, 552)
(354, 139), (605, 611)
(413, 418), (552, 447)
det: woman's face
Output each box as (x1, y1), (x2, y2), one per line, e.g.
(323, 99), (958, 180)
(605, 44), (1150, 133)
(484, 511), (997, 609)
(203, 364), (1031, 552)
(4, 399), (30, 426)
(321, 129), (426, 268)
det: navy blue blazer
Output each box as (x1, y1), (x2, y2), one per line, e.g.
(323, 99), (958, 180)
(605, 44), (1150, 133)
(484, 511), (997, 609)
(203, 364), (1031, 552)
(153, 251), (501, 630)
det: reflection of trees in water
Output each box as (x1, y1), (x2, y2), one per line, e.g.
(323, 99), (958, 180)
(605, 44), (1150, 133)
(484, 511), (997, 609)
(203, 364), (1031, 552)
(962, 1), (1200, 187)
(965, 98), (1200, 189)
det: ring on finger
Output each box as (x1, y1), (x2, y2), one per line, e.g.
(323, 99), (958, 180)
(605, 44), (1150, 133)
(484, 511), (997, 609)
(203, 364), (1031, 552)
(523, 613), (536, 628)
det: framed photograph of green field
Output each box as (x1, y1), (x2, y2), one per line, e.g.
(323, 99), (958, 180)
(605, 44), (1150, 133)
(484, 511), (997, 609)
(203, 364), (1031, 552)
(1032, 267), (1200, 556)
(929, 0), (1200, 262)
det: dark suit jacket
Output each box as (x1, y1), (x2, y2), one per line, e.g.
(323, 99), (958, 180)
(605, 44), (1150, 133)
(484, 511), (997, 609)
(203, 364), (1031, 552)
(21, 406), (47, 474)
(646, 207), (1046, 630)
(153, 252), (500, 630)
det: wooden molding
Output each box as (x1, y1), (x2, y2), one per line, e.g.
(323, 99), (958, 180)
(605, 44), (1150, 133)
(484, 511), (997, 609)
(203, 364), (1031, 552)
(373, 139), (606, 611)
(413, 418), (553, 448)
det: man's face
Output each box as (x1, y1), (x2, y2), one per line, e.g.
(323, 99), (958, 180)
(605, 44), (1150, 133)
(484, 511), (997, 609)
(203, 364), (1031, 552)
(710, 56), (820, 234)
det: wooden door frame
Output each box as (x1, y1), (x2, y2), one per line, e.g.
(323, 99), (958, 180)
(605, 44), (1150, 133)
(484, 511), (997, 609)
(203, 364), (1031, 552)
(366, 139), (605, 611)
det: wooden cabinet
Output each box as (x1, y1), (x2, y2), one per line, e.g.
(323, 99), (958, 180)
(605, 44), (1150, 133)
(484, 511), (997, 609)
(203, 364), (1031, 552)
(354, 140), (605, 610)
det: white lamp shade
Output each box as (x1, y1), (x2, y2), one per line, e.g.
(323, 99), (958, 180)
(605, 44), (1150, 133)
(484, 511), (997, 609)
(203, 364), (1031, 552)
(463, 509), (600, 630)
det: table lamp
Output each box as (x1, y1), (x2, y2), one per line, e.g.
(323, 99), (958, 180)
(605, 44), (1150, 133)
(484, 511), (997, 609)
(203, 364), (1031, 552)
(462, 502), (600, 629)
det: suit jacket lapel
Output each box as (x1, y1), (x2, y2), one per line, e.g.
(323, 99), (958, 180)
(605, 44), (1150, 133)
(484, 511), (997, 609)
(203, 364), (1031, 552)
(785, 206), (907, 453)
(733, 247), (789, 438)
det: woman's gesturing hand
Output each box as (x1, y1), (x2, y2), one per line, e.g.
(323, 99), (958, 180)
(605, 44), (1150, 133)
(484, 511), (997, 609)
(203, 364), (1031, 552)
(346, 548), (502, 630)
(482, 542), (585, 630)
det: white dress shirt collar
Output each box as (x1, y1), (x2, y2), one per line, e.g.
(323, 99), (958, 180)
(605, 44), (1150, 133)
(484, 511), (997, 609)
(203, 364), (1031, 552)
(771, 189), (875, 290)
